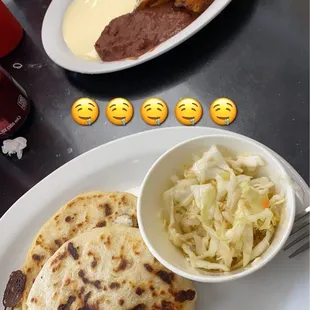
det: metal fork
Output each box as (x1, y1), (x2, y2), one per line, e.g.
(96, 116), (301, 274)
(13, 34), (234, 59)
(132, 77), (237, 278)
(284, 206), (310, 258)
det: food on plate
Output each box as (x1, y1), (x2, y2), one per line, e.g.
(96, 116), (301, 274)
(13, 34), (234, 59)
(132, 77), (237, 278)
(62, 0), (137, 61)
(161, 145), (286, 272)
(15, 192), (138, 309)
(27, 225), (197, 309)
(135, 0), (171, 10)
(95, 2), (196, 62)
(2, 271), (26, 309)
(174, 0), (214, 13)
(63, 0), (216, 62)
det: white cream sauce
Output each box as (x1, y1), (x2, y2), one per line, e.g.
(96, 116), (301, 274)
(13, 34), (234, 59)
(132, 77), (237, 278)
(63, 0), (137, 61)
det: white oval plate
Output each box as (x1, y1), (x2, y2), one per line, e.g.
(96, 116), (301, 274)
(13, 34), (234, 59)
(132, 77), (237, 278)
(0, 127), (309, 309)
(42, 0), (232, 74)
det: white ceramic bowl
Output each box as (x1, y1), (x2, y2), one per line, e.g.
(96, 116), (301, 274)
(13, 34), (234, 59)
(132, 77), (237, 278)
(138, 134), (295, 282)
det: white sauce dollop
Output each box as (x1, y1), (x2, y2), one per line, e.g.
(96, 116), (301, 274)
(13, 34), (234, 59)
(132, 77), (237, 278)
(62, 0), (137, 61)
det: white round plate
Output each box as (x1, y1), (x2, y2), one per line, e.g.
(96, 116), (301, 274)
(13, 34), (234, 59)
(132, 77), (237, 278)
(0, 127), (309, 309)
(41, 0), (232, 74)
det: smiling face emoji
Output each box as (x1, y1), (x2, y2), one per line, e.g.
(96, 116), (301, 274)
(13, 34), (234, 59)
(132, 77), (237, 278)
(106, 98), (133, 126)
(210, 98), (237, 126)
(175, 98), (203, 126)
(71, 98), (99, 126)
(140, 98), (168, 126)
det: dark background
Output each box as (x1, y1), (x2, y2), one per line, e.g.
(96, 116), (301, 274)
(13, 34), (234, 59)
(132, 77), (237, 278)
(0, 0), (309, 217)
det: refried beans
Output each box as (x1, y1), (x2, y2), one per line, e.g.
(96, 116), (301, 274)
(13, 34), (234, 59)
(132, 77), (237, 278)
(95, 3), (197, 62)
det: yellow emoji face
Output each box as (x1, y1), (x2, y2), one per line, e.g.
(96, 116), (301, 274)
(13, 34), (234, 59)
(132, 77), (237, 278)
(106, 98), (134, 126)
(140, 98), (168, 126)
(209, 98), (237, 126)
(71, 98), (99, 126)
(175, 98), (203, 126)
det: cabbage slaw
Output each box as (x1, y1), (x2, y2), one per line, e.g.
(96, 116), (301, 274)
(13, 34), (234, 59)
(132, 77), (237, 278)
(161, 145), (285, 272)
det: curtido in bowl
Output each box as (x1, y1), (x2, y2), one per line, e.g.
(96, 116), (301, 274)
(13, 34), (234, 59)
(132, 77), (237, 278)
(138, 134), (295, 282)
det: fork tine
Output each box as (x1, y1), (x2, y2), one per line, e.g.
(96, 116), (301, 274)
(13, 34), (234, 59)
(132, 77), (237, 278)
(294, 209), (309, 223)
(284, 231), (310, 251)
(289, 241), (310, 258)
(290, 221), (309, 236)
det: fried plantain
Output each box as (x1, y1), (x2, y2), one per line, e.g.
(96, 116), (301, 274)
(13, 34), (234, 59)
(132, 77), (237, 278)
(135, 0), (171, 10)
(174, 0), (214, 13)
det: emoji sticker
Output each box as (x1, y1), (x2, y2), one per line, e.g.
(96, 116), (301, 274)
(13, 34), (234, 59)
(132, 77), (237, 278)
(209, 98), (237, 126)
(140, 98), (168, 126)
(71, 98), (99, 126)
(175, 98), (203, 126)
(106, 98), (134, 126)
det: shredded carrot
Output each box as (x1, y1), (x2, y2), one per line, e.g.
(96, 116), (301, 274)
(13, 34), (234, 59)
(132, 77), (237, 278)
(262, 196), (270, 208)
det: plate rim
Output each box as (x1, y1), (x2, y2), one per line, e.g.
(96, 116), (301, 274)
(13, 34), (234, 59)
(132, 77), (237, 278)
(1, 126), (308, 226)
(1, 126), (308, 310)
(41, 0), (233, 74)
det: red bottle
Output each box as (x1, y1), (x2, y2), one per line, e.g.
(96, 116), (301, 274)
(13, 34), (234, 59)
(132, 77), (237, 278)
(0, 1), (23, 58)
(0, 66), (31, 139)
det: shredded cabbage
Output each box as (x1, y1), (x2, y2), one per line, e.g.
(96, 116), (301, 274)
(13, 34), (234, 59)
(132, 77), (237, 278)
(162, 145), (285, 272)
(226, 155), (264, 174)
(188, 145), (231, 183)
